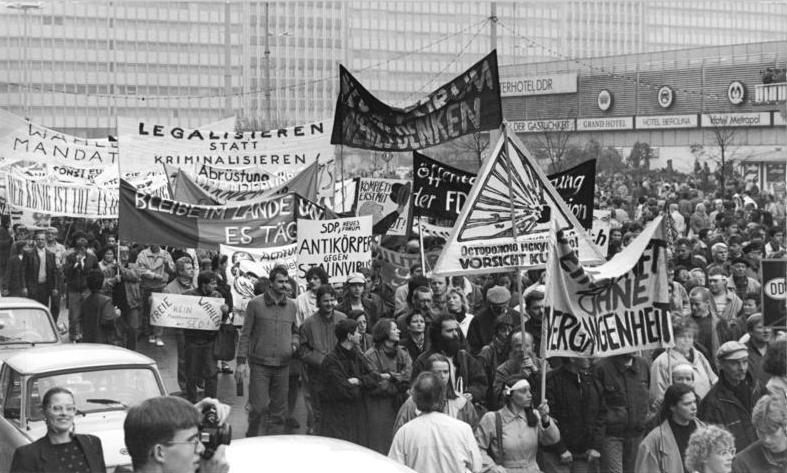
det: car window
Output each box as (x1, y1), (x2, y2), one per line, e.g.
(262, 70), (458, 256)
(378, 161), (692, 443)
(0, 309), (58, 344)
(28, 367), (162, 420)
(3, 369), (22, 421)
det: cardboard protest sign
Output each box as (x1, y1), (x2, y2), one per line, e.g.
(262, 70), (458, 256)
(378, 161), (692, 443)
(543, 217), (673, 358)
(412, 151), (476, 220)
(761, 259), (787, 327)
(221, 244), (300, 321)
(119, 179), (330, 249)
(354, 178), (412, 236)
(117, 117), (334, 198)
(296, 216), (373, 284)
(432, 127), (604, 276)
(149, 292), (225, 331)
(590, 209), (612, 256)
(547, 159), (596, 230)
(331, 51), (502, 151)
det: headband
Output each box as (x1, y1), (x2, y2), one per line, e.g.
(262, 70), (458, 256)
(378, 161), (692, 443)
(503, 379), (530, 397)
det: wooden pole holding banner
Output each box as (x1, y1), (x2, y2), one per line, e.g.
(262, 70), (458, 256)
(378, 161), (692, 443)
(500, 124), (544, 400)
(339, 145), (346, 212)
(418, 216), (427, 275)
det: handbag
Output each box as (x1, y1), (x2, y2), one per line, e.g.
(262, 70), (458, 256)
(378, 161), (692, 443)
(213, 323), (238, 361)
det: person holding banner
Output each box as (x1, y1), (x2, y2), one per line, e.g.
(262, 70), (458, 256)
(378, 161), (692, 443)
(64, 234), (99, 342)
(295, 266), (328, 327)
(337, 273), (381, 333)
(165, 257), (197, 393)
(137, 245), (175, 347)
(635, 383), (705, 473)
(24, 231), (59, 309)
(182, 271), (230, 403)
(474, 375), (560, 473)
(4, 240), (29, 298)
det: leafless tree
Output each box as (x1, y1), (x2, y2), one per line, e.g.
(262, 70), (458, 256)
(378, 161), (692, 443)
(532, 125), (574, 173)
(706, 125), (739, 191)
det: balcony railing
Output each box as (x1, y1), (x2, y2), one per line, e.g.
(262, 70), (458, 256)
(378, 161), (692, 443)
(754, 83), (786, 104)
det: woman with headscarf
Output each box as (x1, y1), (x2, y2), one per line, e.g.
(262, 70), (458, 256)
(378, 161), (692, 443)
(474, 375), (559, 473)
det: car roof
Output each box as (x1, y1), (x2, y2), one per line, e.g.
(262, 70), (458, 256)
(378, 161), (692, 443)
(4, 344), (157, 375)
(0, 298), (50, 311)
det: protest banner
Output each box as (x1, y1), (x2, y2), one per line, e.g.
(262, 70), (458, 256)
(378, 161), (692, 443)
(174, 160), (319, 204)
(354, 178), (412, 236)
(433, 127), (604, 276)
(590, 209), (612, 256)
(547, 159), (596, 230)
(418, 221), (453, 241)
(221, 243), (300, 321)
(117, 117), (334, 198)
(378, 245), (441, 289)
(543, 217), (672, 358)
(149, 292), (225, 331)
(412, 151), (476, 220)
(296, 216), (373, 284)
(331, 51), (502, 151)
(761, 259), (787, 327)
(119, 178), (331, 249)
(6, 171), (119, 218)
(9, 205), (52, 229)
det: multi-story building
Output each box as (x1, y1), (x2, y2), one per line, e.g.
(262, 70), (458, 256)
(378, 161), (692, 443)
(1, 1), (786, 136)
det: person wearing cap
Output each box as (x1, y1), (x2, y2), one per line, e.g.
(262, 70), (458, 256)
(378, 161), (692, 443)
(744, 314), (770, 387)
(475, 375), (559, 473)
(336, 272), (380, 332)
(467, 286), (513, 356)
(727, 257), (761, 301)
(699, 341), (763, 452)
(477, 315), (514, 410)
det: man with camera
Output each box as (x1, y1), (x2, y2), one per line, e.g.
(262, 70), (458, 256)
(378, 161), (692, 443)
(123, 396), (230, 473)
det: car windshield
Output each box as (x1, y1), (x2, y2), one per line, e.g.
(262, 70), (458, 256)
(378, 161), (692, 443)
(27, 367), (162, 420)
(0, 308), (57, 345)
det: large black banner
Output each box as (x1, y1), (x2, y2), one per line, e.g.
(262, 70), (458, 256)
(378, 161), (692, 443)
(761, 259), (787, 327)
(331, 51), (502, 151)
(547, 159), (596, 230)
(412, 151), (477, 220)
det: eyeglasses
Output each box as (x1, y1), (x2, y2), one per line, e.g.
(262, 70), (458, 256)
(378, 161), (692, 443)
(716, 447), (736, 456)
(162, 438), (201, 453)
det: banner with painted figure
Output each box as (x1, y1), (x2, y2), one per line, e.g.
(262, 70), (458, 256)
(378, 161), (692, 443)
(173, 160), (320, 205)
(354, 178), (412, 236)
(331, 50), (502, 151)
(117, 117), (335, 198)
(543, 217), (673, 358)
(547, 159), (596, 230)
(221, 244), (300, 318)
(296, 216), (373, 285)
(149, 292), (225, 330)
(761, 259), (787, 327)
(412, 151), (476, 221)
(118, 178), (331, 250)
(433, 127), (604, 276)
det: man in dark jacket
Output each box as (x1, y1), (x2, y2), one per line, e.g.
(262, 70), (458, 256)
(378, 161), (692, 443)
(699, 341), (763, 452)
(3, 240), (29, 297)
(467, 286), (520, 355)
(64, 234), (99, 341)
(594, 353), (650, 473)
(411, 315), (488, 410)
(544, 357), (603, 472)
(335, 272), (380, 332)
(236, 265), (298, 437)
(23, 230), (58, 308)
(182, 271), (229, 403)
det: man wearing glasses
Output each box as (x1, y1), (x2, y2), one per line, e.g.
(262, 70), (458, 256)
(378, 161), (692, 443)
(123, 397), (230, 473)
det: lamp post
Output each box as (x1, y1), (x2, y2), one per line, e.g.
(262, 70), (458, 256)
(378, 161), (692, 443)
(7, 2), (42, 119)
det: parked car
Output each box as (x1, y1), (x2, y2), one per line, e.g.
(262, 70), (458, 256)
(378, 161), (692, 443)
(226, 435), (416, 473)
(0, 297), (64, 365)
(0, 344), (167, 473)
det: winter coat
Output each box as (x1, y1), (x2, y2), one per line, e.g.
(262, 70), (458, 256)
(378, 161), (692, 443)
(545, 366), (603, 455)
(650, 348), (717, 401)
(238, 289), (298, 367)
(594, 356), (651, 437)
(698, 372), (762, 452)
(412, 347), (488, 408)
(364, 345), (412, 454)
(634, 419), (705, 473)
(298, 309), (346, 391)
(732, 440), (787, 473)
(319, 343), (380, 447)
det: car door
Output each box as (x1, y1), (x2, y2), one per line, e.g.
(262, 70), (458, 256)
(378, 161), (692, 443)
(0, 366), (29, 473)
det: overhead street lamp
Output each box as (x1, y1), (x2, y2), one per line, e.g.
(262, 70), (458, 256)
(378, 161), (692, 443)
(6, 2), (43, 119)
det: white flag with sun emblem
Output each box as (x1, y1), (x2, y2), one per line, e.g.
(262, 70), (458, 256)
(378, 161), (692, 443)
(432, 123), (604, 276)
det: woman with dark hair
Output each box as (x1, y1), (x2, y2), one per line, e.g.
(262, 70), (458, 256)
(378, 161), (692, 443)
(10, 387), (106, 473)
(347, 309), (373, 353)
(635, 383), (705, 473)
(474, 375), (559, 473)
(400, 311), (429, 362)
(319, 318), (381, 447)
(364, 318), (412, 454)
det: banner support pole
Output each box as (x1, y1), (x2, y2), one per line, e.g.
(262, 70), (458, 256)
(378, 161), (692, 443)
(339, 144), (346, 212)
(500, 124), (542, 400)
(418, 216), (427, 275)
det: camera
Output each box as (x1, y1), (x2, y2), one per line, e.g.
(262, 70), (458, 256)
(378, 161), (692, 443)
(198, 404), (232, 459)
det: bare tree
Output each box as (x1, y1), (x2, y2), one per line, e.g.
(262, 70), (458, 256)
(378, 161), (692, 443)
(532, 125), (574, 173)
(706, 125), (738, 192)
(448, 132), (490, 169)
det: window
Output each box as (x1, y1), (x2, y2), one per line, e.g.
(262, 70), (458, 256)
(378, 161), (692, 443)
(2, 369), (21, 421)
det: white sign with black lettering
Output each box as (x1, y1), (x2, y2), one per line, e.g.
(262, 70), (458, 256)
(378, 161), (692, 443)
(149, 293), (224, 331)
(500, 73), (578, 97)
(509, 119), (576, 133)
(577, 117), (633, 131)
(701, 112), (771, 128)
(635, 115), (698, 129)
